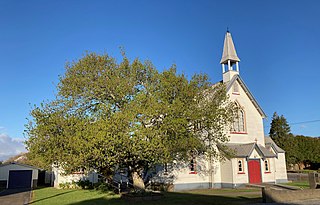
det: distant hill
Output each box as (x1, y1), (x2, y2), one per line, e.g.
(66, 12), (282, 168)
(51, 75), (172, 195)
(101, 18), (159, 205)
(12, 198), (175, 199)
(3, 152), (28, 164)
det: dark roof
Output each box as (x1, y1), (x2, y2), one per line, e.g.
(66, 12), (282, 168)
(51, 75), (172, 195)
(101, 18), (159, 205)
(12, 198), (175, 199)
(257, 144), (277, 157)
(227, 143), (276, 158)
(226, 75), (266, 118)
(265, 137), (285, 153)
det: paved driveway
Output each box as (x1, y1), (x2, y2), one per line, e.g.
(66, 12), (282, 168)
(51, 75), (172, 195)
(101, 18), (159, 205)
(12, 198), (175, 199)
(0, 188), (32, 205)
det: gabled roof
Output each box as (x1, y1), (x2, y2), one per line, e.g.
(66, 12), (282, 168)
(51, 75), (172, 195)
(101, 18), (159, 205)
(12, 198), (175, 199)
(0, 162), (40, 170)
(226, 143), (276, 158)
(220, 31), (240, 64)
(226, 74), (266, 118)
(265, 137), (285, 153)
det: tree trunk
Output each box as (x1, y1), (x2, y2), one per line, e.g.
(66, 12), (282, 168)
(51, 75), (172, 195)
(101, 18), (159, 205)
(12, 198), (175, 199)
(132, 171), (145, 191)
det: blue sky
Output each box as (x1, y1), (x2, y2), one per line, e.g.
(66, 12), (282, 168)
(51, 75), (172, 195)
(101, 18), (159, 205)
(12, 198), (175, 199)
(0, 0), (319, 160)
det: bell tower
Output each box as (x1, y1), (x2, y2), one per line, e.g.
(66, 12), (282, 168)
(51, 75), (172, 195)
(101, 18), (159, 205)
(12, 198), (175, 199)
(220, 31), (240, 82)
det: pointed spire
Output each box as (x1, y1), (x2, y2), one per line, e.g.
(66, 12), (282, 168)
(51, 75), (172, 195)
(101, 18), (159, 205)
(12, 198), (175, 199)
(220, 31), (240, 64)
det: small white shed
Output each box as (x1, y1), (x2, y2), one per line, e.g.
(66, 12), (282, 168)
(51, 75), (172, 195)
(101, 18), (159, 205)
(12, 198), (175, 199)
(52, 166), (99, 188)
(0, 162), (39, 189)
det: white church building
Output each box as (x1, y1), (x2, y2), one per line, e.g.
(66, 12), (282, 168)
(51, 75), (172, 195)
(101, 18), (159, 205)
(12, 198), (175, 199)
(156, 31), (288, 191)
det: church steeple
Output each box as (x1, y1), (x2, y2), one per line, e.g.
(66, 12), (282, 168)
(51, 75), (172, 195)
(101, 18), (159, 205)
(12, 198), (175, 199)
(220, 31), (240, 74)
(220, 31), (241, 82)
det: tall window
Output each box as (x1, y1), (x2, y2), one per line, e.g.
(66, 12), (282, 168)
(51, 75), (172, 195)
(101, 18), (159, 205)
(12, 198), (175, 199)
(264, 160), (270, 172)
(232, 103), (246, 133)
(238, 159), (244, 173)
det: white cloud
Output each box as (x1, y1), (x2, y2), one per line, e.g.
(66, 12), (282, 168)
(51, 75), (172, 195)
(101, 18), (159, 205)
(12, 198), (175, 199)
(0, 134), (27, 161)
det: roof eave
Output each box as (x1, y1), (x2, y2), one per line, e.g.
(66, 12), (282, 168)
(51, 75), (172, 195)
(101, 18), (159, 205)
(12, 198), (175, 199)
(226, 75), (267, 118)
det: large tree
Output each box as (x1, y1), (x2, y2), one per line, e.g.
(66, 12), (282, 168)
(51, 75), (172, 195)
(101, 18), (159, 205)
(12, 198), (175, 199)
(269, 112), (291, 147)
(269, 112), (320, 169)
(294, 135), (320, 169)
(269, 112), (297, 165)
(26, 52), (234, 190)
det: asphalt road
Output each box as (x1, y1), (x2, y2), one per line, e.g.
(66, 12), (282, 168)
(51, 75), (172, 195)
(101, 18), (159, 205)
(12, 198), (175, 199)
(0, 188), (32, 205)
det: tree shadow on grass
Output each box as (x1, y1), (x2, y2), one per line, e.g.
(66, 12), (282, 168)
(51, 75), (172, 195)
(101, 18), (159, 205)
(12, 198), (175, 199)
(66, 191), (263, 205)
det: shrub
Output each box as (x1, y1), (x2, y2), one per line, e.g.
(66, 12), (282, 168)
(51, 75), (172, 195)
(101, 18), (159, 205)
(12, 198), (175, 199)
(76, 180), (93, 189)
(59, 181), (81, 189)
(94, 182), (113, 193)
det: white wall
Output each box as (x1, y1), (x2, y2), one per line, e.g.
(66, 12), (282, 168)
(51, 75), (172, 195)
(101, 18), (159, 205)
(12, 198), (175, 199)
(212, 161), (222, 185)
(261, 158), (276, 183)
(172, 157), (210, 186)
(220, 159), (233, 184)
(227, 79), (265, 145)
(275, 153), (288, 183)
(52, 166), (99, 188)
(231, 158), (249, 185)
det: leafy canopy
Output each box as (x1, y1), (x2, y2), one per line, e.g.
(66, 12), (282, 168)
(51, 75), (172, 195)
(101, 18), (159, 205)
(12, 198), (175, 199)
(25, 52), (234, 177)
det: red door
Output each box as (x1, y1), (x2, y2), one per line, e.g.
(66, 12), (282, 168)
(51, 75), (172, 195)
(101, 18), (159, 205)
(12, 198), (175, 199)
(248, 160), (262, 184)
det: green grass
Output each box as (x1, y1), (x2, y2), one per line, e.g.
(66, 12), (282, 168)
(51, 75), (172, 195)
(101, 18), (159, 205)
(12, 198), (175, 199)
(30, 187), (262, 205)
(30, 188), (121, 205)
(282, 181), (310, 189)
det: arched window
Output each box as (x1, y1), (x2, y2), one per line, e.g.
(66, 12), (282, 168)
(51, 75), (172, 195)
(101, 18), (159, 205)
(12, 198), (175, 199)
(231, 103), (246, 133)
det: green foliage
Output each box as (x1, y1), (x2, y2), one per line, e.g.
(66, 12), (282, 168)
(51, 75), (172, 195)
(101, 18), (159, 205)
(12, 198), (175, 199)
(269, 112), (296, 165)
(294, 135), (320, 165)
(94, 182), (114, 193)
(269, 112), (320, 168)
(59, 181), (77, 189)
(58, 180), (113, 192)
(282, 181), (310, 189)
(269, 112), (291, 148)
(25, 52), (235, 188)
(76, 180), (94, 190)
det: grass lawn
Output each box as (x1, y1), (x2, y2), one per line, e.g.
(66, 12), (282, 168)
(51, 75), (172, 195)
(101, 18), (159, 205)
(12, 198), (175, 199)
(282, 181), (310, 189)
(30, 187), (262, 205)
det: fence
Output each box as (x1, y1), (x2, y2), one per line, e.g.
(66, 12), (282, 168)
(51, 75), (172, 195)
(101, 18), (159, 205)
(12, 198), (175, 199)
(287, 172), (309, 182)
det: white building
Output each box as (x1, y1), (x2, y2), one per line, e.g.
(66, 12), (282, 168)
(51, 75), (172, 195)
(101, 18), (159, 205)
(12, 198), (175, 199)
(160, 31), (288, 191)
(52, 166), (99, 188)
(0, 162), (39, 189)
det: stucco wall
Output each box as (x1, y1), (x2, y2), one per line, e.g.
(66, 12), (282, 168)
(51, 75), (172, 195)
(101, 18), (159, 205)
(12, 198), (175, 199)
(275, 153), (288, 183)
(212, 161), (222, 186)
(232, 158), (249, 185)
(52, 166), (99, 188)
(220, 159), (233, 184)
(172, 157), (210, 189)
(227, 79), (265, 145)
(262, 158), (276, 183)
